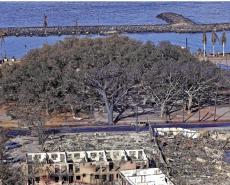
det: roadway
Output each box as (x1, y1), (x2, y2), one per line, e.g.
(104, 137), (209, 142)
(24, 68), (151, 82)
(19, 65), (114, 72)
(5, 121), (230, 137)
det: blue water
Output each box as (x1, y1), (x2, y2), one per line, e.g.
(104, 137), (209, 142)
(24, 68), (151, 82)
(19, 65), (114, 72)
(1, 2), (230, 58)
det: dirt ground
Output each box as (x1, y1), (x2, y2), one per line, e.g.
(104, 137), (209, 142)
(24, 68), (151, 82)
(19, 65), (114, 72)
(0, 104), (230, 129)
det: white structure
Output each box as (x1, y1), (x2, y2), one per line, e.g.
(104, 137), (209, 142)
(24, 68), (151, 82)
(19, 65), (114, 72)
(125, 149), (148, 161)
(106, 150), (128, 161)
(66, 151), (87, 163)
(86, 150), (107, 162)
(26, 149), (147, 164)
(27, 152), (67, 163)
(154, 128), (200, 139)
(26, 152), (47, 163)
(118, 168), (174, 185)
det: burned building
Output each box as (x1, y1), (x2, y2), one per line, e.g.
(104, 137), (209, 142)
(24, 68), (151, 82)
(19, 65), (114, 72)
(117, 168), (174, 185)
(26, 149), (149, 185)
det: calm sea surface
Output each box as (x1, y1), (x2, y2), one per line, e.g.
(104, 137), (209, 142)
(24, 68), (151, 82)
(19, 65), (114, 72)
(1, 2), (230, 58)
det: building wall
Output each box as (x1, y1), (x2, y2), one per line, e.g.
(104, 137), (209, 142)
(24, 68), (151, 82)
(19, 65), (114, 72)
(117, 168), (174, 185)
(26, 150), (149, 185)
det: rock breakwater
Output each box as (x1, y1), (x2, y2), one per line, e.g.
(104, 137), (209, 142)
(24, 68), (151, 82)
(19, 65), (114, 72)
(0, 12), (230, 37)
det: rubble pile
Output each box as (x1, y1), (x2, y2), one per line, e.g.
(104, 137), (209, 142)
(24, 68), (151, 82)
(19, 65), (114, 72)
(157, 132), (230, 185)
(43, 132), (154, 156)
(6, 129), (230, 185)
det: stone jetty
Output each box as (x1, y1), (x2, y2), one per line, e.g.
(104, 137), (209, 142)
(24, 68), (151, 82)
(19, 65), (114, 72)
(1, 12), (230, 37)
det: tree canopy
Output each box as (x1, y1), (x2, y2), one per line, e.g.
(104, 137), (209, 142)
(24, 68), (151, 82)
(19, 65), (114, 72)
(0, 35), (228, 125)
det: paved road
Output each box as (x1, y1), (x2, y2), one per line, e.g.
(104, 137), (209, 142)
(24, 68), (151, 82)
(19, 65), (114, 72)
(5, 122), (230, 137)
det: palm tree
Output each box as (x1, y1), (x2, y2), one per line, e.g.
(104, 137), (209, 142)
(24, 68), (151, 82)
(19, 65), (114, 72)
(211, 30), (218, 56)
(221, 31), (227, 56)
(0, 31), (6, 59)
(202, 32), (207, 57)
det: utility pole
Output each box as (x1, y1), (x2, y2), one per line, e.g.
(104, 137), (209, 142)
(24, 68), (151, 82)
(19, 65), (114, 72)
(182, 86), (185, 122)
(135, 106), (139, 133)
(214, 87), (217, 121)
(43, 14), (48, 28)
(75, 18), (79, 37)
(43, 14), (48, 36)
(97, 14), (100, 36)
(198, 96), (201, 122)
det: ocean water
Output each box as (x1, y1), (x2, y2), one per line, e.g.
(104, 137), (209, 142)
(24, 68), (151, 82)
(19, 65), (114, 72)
(1, 2), (230, 58)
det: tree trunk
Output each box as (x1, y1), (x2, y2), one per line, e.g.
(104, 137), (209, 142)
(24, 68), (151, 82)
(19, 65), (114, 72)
(203, 43), (206, 57)
(45, 103), (49, 116)
(107, 106), (114, 125)
(223, 42), (225, 57)
(70, 104), (75, 119)
(102, 92), (114, 125)
(212, 44), (215, 56)
(187, 95), (193, 114)
(160, 103), (165, 118)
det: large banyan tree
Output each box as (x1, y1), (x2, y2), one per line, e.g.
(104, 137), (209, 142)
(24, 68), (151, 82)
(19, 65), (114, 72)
(0, 35), (229, 125)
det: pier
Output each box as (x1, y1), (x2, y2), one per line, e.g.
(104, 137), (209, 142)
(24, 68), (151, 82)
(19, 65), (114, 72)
(1, 12), (230, 37)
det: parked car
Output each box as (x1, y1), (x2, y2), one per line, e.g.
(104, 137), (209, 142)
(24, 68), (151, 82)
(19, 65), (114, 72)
(2, 156), (23, 163)
(5, 141), (22, 150)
